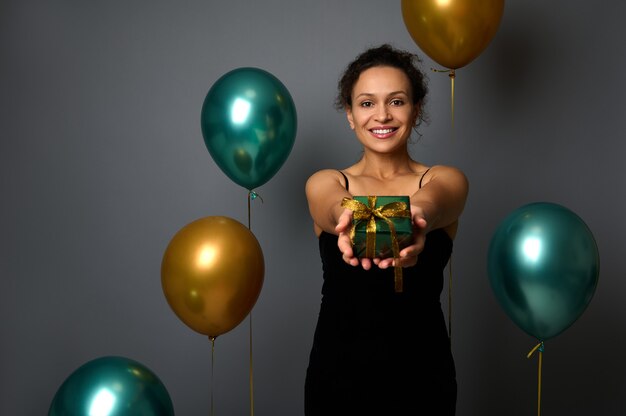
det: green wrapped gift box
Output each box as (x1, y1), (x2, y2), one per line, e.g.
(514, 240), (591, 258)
(343, 195), (413, 259)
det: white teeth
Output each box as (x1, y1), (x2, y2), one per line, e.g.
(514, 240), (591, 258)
(372, 128), (394, 134)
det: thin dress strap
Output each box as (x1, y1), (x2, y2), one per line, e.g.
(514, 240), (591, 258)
(338, 170), (349, 191)
(419, 168), (431, 189)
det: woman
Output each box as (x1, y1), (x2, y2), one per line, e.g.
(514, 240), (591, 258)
(304, 44), (468, 415)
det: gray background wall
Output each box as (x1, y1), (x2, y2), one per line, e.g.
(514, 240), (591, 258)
(2, 0), (625, 415)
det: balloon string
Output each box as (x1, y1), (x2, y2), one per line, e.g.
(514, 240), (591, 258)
(209, 336), (216, 416)
(430, 69), (455, 339)
(248, 192), (251, 230)
(448, 253), (453, 342)
(450, 69), (455, 135)
(246, 190), (262, 416)
(527, 341), (545, 416)
(248, 191), (264, 229)
(431, 68), (456, 136)
(249, 313), (255, 416)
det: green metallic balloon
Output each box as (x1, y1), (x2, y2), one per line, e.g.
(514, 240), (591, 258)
(201, 67), (297, 190)
(49, 356), (175, 416)
(488, 202), (599, 341)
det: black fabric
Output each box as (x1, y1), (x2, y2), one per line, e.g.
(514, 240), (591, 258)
(305, 229), (457, 415)
(339, 170), (350, 190)
(419, 168), (431, 189)
(338, 168), (431, 192)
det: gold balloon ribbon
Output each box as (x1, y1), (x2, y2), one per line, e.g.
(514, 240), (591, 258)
(450, 69), (455, 131)
(430, 68), (457, 340)
(247, 190), (263, 230)
(246, 189), (262, 416)
(249, 314), (255, 416)
(209, 336), (216, 416)
(527, 341), (545, 416)
(432, 68), (456, 133)
(341, 196), (411, 292)
(430, 68), (456, 346)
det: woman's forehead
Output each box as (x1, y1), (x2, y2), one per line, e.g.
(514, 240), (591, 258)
(352, 66), (411, 96)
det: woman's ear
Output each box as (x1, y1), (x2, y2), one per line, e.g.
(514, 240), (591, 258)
(346, 107), (355, 130)
(412, 105), (421, 127)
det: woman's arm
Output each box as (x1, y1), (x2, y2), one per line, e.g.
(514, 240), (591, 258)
(305, 169), (352, 235)
(377, 165), (469, 269)
(410, 165), (469, 234)
(305, 169), (375, 269)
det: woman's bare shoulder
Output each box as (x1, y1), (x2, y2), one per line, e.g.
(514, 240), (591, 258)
(421, 164), (468, 185)
(307, 168), (342, 181)
(306, 169), (348, 191)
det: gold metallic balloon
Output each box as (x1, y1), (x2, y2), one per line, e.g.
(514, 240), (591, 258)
(401, 0), (505, 69)
(161, 216), (264, 338)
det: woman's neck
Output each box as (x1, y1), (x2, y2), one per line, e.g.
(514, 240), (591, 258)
(352, 150), (417, 180)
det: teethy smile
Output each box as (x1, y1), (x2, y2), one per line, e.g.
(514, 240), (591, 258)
(370, 127), (398, 138)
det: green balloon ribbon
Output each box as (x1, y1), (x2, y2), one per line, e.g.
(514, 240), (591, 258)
(527, 341), (545, 416)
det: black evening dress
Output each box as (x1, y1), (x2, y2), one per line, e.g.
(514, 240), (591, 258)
(305, 175), (457, 415)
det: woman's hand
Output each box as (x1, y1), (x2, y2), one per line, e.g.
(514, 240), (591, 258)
(336, 204), (428, 270)
(335, 208), (376, 270)
(376, 204), (428, 269)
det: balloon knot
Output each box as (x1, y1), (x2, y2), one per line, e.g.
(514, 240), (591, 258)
(527, 341), (545, 358)
(249, 191), (264, 203)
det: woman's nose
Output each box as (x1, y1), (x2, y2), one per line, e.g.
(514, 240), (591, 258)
(375, 106), (391, 122)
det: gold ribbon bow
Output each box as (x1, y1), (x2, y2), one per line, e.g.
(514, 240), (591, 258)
(341, 196), (411, 292)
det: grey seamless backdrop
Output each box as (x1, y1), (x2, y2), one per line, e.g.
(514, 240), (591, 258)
(2, 0), (625, 415)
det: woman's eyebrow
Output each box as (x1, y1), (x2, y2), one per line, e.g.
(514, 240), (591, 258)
(354, 90), (409, 99)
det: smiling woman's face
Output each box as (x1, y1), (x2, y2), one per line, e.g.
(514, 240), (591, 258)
(346, 66), (419, 154)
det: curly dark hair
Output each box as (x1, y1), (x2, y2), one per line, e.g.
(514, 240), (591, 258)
(335, 44), (428, 127)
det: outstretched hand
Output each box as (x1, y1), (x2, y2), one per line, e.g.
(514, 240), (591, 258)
(377, 205), (428, 269)
(336, 204), (429, 270)
(336, 209), (374, 270)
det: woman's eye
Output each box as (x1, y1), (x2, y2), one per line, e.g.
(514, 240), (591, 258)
(360, 101), (373, 108)
(390, 99), (404, 106)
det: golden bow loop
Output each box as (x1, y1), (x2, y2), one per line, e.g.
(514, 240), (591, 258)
(341, 196), (411, 292)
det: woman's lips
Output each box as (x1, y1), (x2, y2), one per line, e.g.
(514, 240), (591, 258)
(370, 127), (398, 139)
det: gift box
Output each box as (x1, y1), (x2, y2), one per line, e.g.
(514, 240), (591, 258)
(341, 196), (413, 259)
